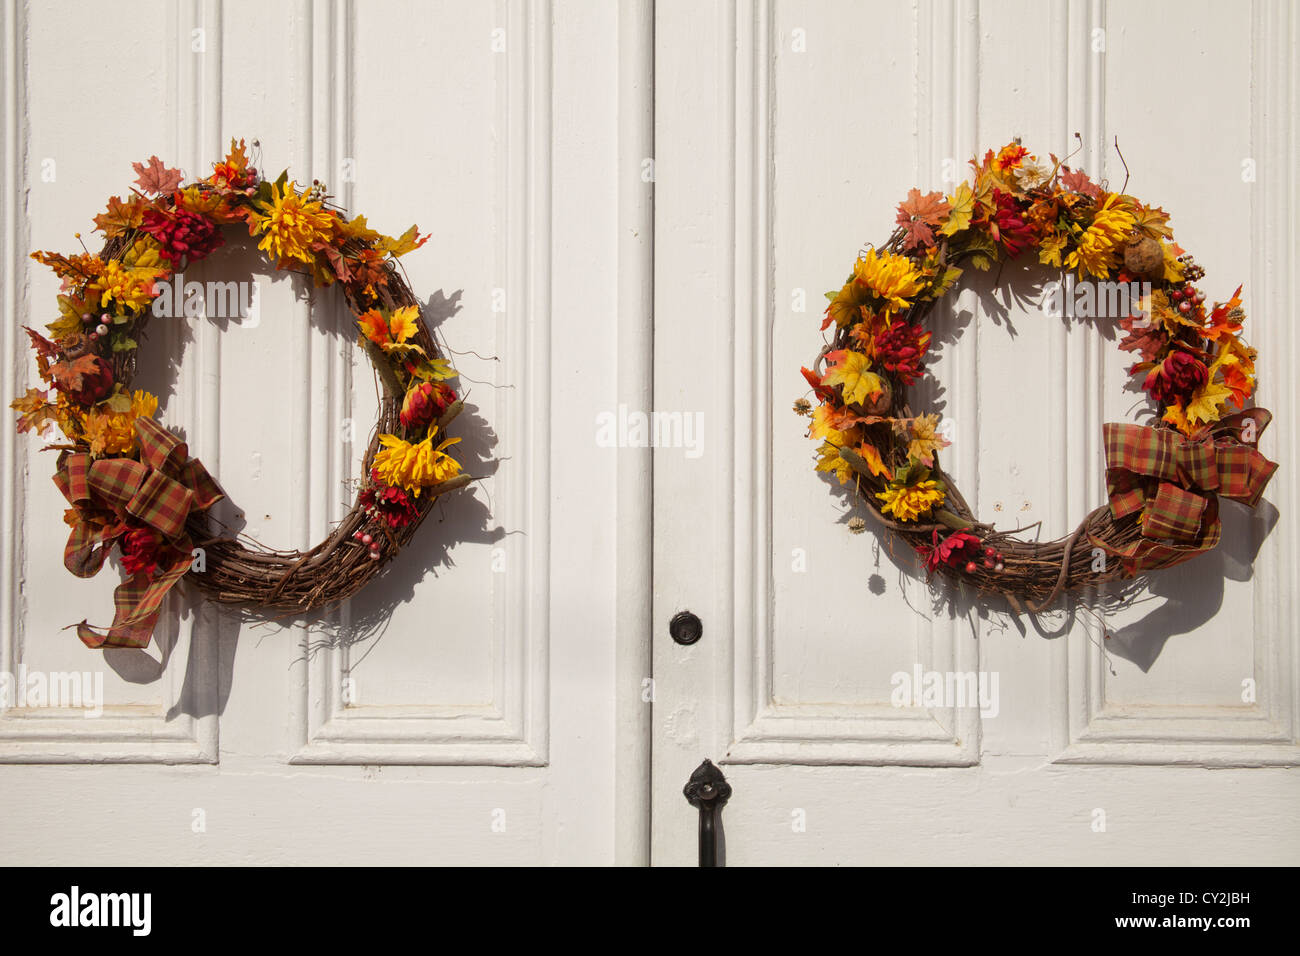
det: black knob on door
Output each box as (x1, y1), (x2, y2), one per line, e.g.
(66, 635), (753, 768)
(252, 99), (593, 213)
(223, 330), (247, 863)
(669, 610), (703, 645)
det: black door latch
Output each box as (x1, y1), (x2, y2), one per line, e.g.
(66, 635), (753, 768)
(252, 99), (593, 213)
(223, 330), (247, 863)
(683, 758), (731, 867)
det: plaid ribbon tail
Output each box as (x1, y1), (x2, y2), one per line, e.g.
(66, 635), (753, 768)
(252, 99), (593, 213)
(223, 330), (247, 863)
(75, 552), (193, 649)
(1098, 409), (1277, 574)
(55, 417), (225, 650)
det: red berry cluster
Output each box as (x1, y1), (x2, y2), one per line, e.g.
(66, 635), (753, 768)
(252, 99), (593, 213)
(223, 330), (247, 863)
(922, 530), (1005, 576)
(965, 544), (1005, 575)
(352, 469), (423, 561)
(1169, 282), (1206, 316)
(350, 527), (383, 562)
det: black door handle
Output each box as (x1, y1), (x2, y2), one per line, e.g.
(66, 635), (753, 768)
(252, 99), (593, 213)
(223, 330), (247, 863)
(683, 759), (731, 867)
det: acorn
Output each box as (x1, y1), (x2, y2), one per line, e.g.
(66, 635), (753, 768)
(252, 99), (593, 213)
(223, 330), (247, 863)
(1123, 236), (1163, 279)
(864, 379), (893, 416)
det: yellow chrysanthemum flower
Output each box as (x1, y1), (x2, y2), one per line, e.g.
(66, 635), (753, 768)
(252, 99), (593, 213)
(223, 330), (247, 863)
(852, 249), (924, 315)
(372, 434), (462, 496)
(96, 259), (161, 312)
(1065, 193), (1135, 279)
(82, 390), (160, 457)
(250, 180), (336, 266)
(876, 478), (945, 522)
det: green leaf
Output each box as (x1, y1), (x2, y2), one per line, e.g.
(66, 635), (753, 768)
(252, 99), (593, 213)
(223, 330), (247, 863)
(409, 357), (457, 382)
(924, 265), (963, 300)
(103, 390), (132, 413)
(893, 460), (932, 487)
(111, 336), (138, 353)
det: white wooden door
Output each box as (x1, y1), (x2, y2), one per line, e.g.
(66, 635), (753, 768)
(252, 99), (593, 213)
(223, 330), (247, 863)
(4, 0), (1297, 870)
(652, 0), (1299, 865)
(0, 0), (653, 866)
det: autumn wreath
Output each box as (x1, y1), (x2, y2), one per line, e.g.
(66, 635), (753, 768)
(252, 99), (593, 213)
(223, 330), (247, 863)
(12, 140), (470, 648)
(799, 141), (1278, 612)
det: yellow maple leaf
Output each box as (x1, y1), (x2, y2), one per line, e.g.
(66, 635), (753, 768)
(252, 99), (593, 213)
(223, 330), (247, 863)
(1161, 241), (1185, 283)
(120, 236), (166, 272)
(822, 350), (884, 407)
(10, 387), (57, 434)
(387, 305), (421, 345)
(49, 295), (91, 339)
(1038, 232), (1067, 268)
(1131, 203), (1173, 240)
(337, 214), (382, 244)
(809, 404), (847, 443)
(815, 441), (853, 485)
(939, 182), (974, 236)
(377, 225), (429, 259)
(177, 185), (238, 223)
(905, 412), (950, 467)
(825, 280), (867, 329)
(1185, 381), (1233, 427)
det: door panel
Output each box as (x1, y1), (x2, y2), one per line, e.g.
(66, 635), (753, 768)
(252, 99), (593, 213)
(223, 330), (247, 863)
(653, 0), (1298, 865)
(0, 0), (648, 865)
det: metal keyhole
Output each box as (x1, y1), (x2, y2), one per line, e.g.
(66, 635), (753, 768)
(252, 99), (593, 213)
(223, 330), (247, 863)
(669, 610), (703, 646)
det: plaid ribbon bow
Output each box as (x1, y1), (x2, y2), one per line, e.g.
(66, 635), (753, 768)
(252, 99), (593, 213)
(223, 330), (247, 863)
(1091, 408), (1277, 574)
(53, 416), (224, 649)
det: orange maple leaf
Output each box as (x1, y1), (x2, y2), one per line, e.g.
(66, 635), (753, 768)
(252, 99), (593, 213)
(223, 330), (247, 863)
(93, 195), (146, 238)
(357, 309), (391, 346)
(1203, 285), (1244, 343)
(1220, 363), (1254, 409)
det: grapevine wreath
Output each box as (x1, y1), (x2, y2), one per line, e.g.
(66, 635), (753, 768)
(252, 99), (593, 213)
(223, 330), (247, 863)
(12, 139), (471, 648)
(799, 141), (1278, 613)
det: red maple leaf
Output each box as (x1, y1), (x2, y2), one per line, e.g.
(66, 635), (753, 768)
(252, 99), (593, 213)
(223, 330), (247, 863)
(895, 188), (949, 252)
(1117, 314), (1167, 364)
(132, 156), (184, 195)
(801, 366), (834, 403)
(1059, 166), (1101, 200)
